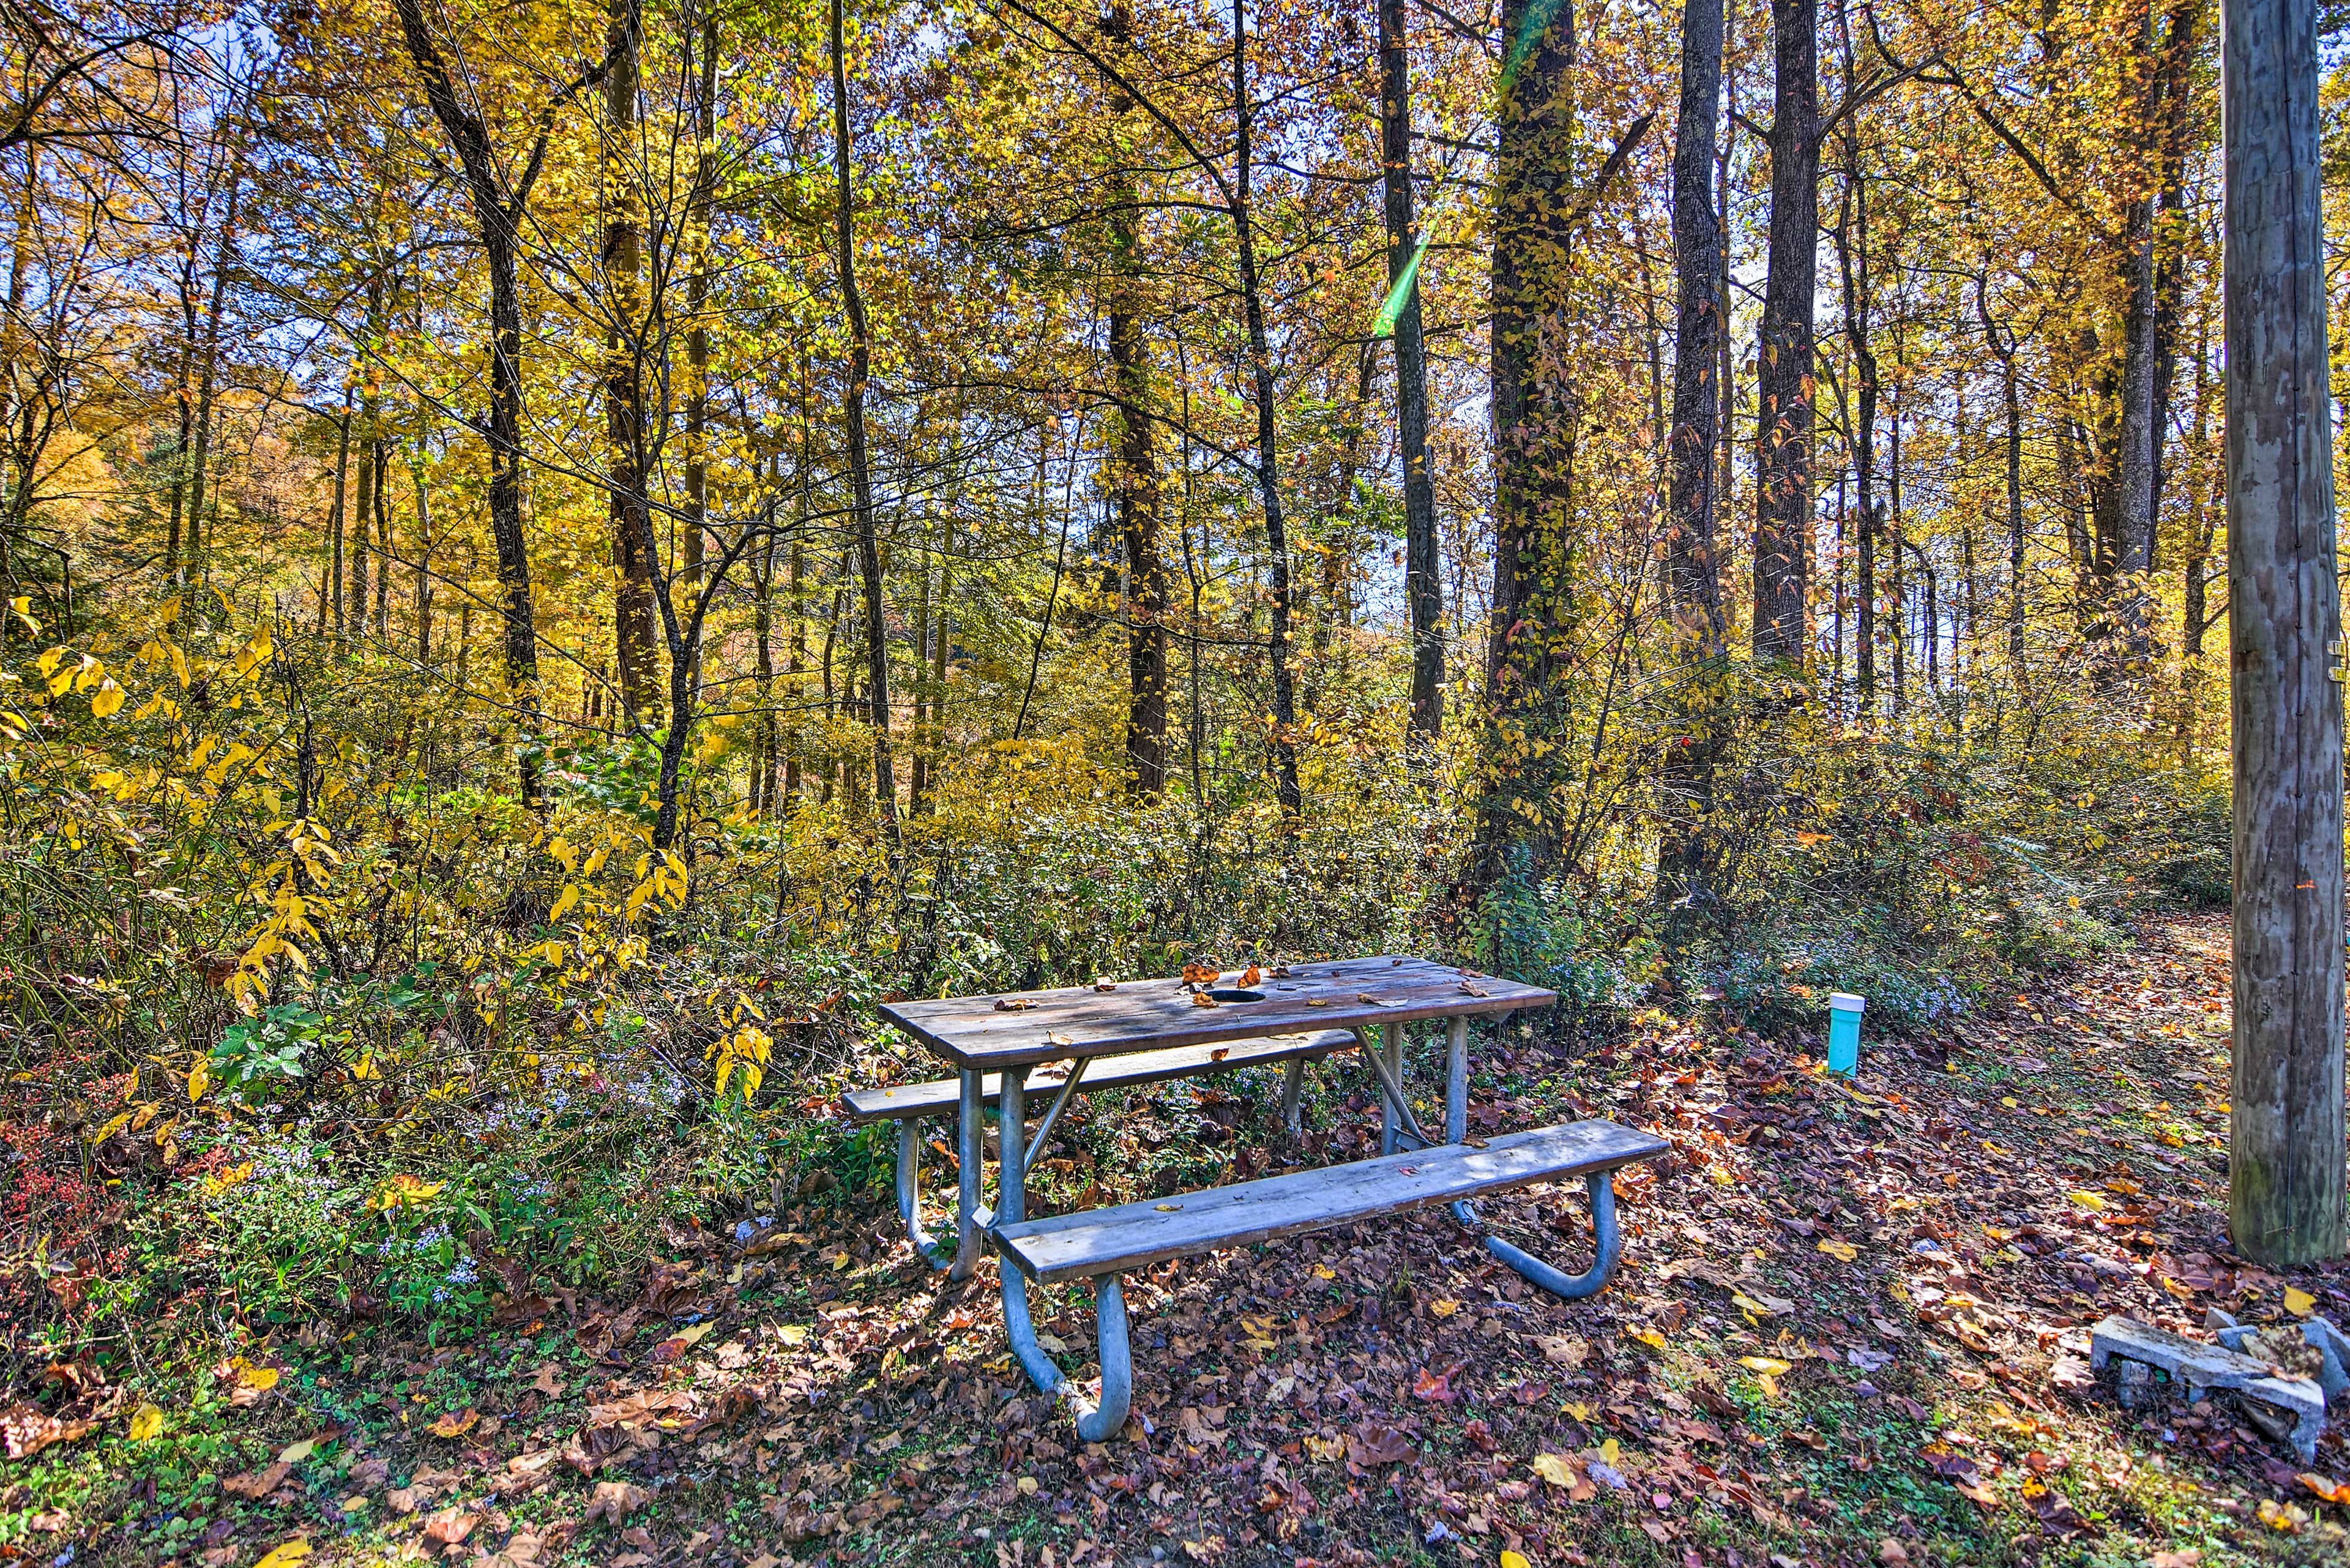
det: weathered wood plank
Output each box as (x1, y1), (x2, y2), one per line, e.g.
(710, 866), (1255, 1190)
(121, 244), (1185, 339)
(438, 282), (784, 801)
(840, 1029), (1359, 1122)
(993, 1119), (1666, 1285)
(881, 958), (1554, 1070)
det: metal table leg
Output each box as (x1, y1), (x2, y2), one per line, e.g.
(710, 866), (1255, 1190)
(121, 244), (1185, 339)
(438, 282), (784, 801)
(896, 1119), (953, 1271)
(952, 1068), (985, 1280)
(993, 1070), (1130, 1441)
(1445, 1012), (1624, 1299)
(1378, 1020), (1404, 1155)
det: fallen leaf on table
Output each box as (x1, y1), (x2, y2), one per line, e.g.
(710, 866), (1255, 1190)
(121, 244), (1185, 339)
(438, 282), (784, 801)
(1240, 965), (1262, 986)
(1048, 1031), (1073, 1046)
(1093, 978), (1116, 992)
(1192, 992), (1219, 1008)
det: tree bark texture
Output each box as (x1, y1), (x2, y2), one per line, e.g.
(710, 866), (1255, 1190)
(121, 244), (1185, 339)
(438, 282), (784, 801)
(606, 0), (660, 725)
(390, 0), (553, 806)
(833, 0), (897, 834)
(2225, 0), (2345, 1266)
(1487, 0), (1573, 688)
(1752, 0), (1816, 666)
(1657, 0), (1726, 910)
(1103, 2), (1168, 796)
(1381, 0), (1442, 742)
(1231, 0), (1299, 817)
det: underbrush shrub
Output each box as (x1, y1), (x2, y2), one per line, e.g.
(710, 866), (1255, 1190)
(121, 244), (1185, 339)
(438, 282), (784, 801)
(0, 607), (2234, 1354)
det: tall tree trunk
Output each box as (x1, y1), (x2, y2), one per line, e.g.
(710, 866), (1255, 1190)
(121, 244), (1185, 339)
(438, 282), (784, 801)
(606, 0), (658, 726)
(1753, 0), (1818, 666)
(2149, 0), (2204, 531)
(1487, 0), (1573, 687)
(1231, 0), (1299, 816)
(1380, 0), (1442, 743)
(390, 0), (558, 807)
(832, 0), (897, 836)
(327, 382), (351, 643)
(2225, 0), (2344, 1267)
(1660, 0), (1727, 908)
(1100, 7), (1167, 797)
(682, 0), (716, 680)
(1838, 118), (1879, 710)
(372, 432), (392, 638)
(185, 158), (245, 589)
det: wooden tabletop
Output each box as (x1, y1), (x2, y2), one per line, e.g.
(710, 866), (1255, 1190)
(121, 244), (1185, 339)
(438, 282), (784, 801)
(879, 957), (1556, 1071)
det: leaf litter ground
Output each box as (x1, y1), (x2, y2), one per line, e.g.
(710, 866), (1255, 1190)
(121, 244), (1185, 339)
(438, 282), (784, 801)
(12, 914), (2350, 1567)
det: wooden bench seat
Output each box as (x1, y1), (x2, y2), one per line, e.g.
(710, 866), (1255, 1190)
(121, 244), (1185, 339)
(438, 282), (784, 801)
(993, 1118), (1668, 1285)
(840, 1029), (1359, 1124)
(989, 1116), (1668, 1439)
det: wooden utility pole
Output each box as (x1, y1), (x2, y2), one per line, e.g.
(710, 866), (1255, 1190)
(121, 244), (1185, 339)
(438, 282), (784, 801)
(2225, 0), (2344, 1266)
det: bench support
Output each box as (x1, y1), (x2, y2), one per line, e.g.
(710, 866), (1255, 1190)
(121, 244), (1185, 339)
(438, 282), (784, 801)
(1435, 1017), (1622, 1299)
(895, 1120), (955, 1272)
(953, 1069), (986, 1280)
(996, 1072), (1130, 1440)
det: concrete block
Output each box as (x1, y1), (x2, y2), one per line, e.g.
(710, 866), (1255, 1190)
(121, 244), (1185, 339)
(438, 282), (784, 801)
(2089, 1314), (2324, 1462)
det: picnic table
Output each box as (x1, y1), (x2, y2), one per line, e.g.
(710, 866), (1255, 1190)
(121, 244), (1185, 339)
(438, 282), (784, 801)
(846, 958), (1668, 1439)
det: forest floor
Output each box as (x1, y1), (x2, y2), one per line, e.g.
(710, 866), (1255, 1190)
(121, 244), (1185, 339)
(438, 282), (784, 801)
(13, 911), (2350, 1568)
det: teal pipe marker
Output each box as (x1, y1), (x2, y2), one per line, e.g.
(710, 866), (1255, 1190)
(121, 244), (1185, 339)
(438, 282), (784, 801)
(1827, 992), (1865, 1075)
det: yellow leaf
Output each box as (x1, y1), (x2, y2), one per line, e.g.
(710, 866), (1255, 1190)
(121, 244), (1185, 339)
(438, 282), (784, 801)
(90, 678), (124, 717)
(2068, 1191), (2106, 1212)
(186, 1058), (209, 1103)
(2286, 1287), (2318, 1318)
(252, 1540), (311, 1568)
(1562, 1400), (1592, 1422)
(1627, 1327), (1666, 1350)
(1531, 1454), (1576, 1487)
(668, 1321), (715, 1348)
(1428, 1297), (1461, 1318)
(1738, 1356), (1791, 1376)
(1600, 1438), (1621, 1466)
(2000, 1096), (2018, 1108)
(204, 1161), (254, 1197)
(128, 1403), (163, 1441)
(278, 1438), (316, 1464)
(1816, 1239), (1859, 1262)
(231, 1359), (280, 1392)
(1709, 1164), (1736, 1185)
(1312, 1265), (1336, 1280)
(550, 883), (581, 920)
(1502, 1555), (1532, 1568)
(370, 1174), (444, 1211)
